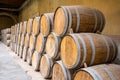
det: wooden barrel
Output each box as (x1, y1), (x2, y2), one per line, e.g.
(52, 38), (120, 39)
(15, 42), (17, 53)
(19, 22), (23, 34)
(22, 21), (27, 34)
(29, 34), (36, 50)
(35, 33), (46, 54)
(27, 19), (33, 35)
(24, 33), (30, 48)
(17, 34), (22, 45)
(6, 40), (11, 46)
(46, 32), (61, 60)
(5, 28), (11, 34)
(106, 35), (120, 64)
(16, 23), (20, 34)
(73, 64), (120, 80)
(19, 46), (24, 58)
(40, 54), (53, 79)
(14, 24), (17, 34)
(22, 47), (29, 61)
(40, 13), (54, 37)
(6, 34), (11, 40)
(16, 44), (20, 55)
(61, 33), (117, 69)
(32, 51), (41, 71)
(53, 61), (71, 80)
(32, 16), (40, 36)
(20, 34), (25, 47)
(54, 6), (105, 37)
(27, 48), (34, 65)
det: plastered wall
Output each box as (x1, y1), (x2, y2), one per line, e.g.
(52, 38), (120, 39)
(0, 16), (15, 31)
(18, 0), (120, 35)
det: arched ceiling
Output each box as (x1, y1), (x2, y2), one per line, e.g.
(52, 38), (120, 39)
(0, 0), (25, 9)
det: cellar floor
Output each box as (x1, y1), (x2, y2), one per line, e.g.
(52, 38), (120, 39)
(0, 42), (45, 80)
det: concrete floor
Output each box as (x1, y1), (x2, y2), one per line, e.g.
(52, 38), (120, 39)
(0, 42), (46, 80)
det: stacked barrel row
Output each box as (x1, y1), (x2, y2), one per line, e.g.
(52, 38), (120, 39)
(1, 28), (11, 47)
(9, 5), (120, 80)
(51, 6), (120, 80)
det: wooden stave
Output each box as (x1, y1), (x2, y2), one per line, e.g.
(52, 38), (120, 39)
(61, 33), (117, 69)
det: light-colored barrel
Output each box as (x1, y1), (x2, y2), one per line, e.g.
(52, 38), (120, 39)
(16, 23), (20, 34)
(19, 22), (23, 34)
(32, 51), (41, 71)
(40, 54), (53, 78)
(27, 48), (34, 65)
(54, 6), (105, 37)
(46, 32), (61, 60)
(24, 33), (30, 48)
(20, 34), (25, 47)
(32, 17), (40, 36)
(35, 33), (46, 54)
(22, 21), (27, 34)
(27, 19), (33, 35)
(40, 13), (54, 37)
(106, 35), (120, 64)
(53, 61), (71, 80)
(29, 34), (36, 50)
(19, 46), (24, 58)
(18, 34), (22, 45)
(61, 33), (117, 69)
(22, 47), (29, 61)
(73, 64), (120, 80)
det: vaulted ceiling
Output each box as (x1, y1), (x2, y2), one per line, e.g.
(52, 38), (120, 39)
(0, 0), (25, 9)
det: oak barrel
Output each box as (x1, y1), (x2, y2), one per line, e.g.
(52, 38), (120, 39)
(22, 21), (27, 34)
(27, 19), (33, 35)
(40, 54), (53, 79)
(32, 16), (40, 36)
(46, 32), (61, 60)
(19, 22), (23, 34)
(29, 34), (36, 50)
(18, 34), (22, 45)
(32, 51), (41, 71)
(20, 34), (25, 47)
(40, 13), (54, 37)
(19, 46), (24, 58)
(53, 61), (71, 80)
(16, 23), (20, 34)
(35, 33), (46, 54)
(61, 33), (117, 69)
(27, 48), (34, 65)
(73, 64), (120, 80)
(54, 6), (105, 37)
(24, 33), (30, 48)
(22, 47), (29, 61)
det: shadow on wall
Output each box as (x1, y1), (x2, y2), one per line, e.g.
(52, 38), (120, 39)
(0, 12), (17, 31)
